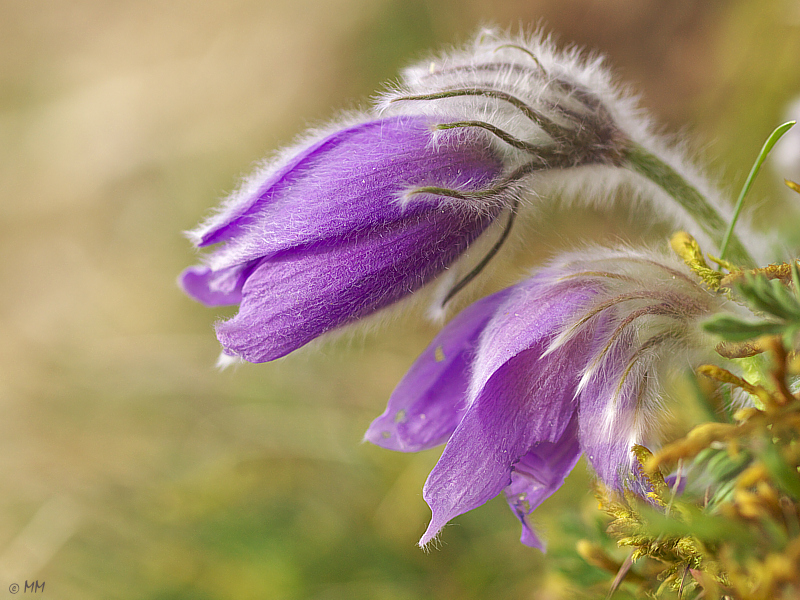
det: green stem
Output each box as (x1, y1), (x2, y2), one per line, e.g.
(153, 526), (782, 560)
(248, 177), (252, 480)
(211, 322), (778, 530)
(624, 144), (755, 267)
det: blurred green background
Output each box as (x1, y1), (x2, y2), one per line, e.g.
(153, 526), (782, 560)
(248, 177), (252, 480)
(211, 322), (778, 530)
(1, 1), (799, 598)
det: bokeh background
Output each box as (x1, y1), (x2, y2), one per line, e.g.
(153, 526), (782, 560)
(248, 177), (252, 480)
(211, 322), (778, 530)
(2, 1), (800, 598)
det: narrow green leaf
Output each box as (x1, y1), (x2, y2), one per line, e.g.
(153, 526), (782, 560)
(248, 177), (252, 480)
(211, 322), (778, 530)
(736, 274), (800, 321)
(703, 314), (786, 341)
(720, 121), (796, 260)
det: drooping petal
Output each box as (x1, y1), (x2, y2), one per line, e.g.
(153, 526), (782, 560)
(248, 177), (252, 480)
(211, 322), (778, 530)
(188, 115), (504, 284)
(578, 327), (653, 494)
(214, 208), (497, 363)
(180, 261), (259, 306)
(181, 114), (507, 360)
(365, 288), (512, 452)
(557, 247), (719, 494)
(418, 282), (600, 547)
(504, 416), (581, 550)
(371, 246), (731, 548)
(467, 276), (598, 400)
(194, 122), (364, 248)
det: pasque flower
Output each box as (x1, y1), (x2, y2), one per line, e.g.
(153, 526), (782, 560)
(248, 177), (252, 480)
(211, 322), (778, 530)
(181, 115), (505, 362)
(365, 247), (732, 549)
(181, 29), (756, 363)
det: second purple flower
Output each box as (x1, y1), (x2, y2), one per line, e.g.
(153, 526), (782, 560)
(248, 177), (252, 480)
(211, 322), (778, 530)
(366, 247), (730, 549)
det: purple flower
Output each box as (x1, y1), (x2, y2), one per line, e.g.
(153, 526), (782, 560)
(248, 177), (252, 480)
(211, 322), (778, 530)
(181, 115), (505, 362)
(365, 248), (726, 549)
(180, 30), (677, 363)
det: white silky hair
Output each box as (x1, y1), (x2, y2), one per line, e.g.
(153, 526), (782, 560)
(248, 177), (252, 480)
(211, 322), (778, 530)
(185, 27), (777, 367)
(186, 110), (373, 250)
(453, 245), (741, 480)
(377, 27), (770, 264)
(191, 26), (770, 264)
(550, 248), (737, 386)
(539, 246), (747, 467)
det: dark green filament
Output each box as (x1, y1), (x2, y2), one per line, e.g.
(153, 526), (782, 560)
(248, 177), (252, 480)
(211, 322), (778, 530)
(492, 43), (544, 72)
(441, 197), (520, 307)
(391, 88), (565, 142)
(410, 158), (549, 201)
(435, 120), (542, 153)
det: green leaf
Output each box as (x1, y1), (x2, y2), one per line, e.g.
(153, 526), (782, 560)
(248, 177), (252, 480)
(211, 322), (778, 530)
(702, 314), (786, 341)
(736, 274), (800, 321)
(695, 447), (751, 481)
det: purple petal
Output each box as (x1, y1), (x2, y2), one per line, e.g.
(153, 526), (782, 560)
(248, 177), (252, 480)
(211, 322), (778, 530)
(194, 115), (503, 269)
(364, 288), (512, 452)
(194, 128), (339, 248)
(418, 306), (597, 546)
(504, 416), (581, 550)
(578, 328), (646, 492)
(183, 114), (506, 360)
(180, 261), (258, 306)
(468, 277), (598, 398)
(215, 209), (496, 363)
(665, 471), (687, 496)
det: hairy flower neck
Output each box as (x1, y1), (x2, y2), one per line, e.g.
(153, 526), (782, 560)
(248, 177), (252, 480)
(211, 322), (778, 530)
(625, 145), (755, 267)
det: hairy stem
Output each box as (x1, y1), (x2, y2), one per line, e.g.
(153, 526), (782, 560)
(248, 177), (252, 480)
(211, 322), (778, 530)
(624, 144), (755, 267)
